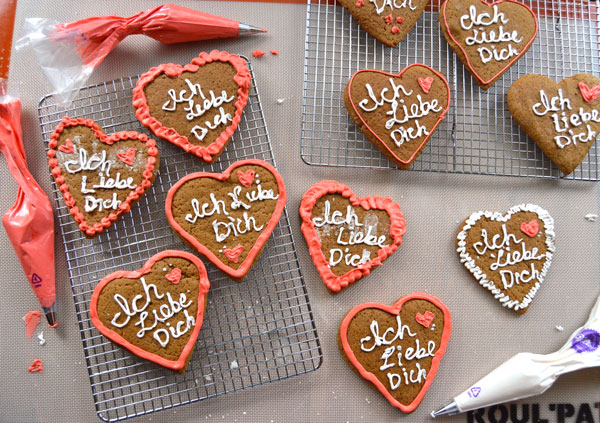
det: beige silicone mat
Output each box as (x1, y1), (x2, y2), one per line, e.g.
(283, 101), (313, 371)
(1, 1), (599, 422)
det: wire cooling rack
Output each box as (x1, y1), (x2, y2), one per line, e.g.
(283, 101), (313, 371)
(38, 58), (322, 422)
(301, 0), (600, 180)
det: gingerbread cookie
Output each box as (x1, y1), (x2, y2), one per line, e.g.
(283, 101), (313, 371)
(440, 0), (538, 90)
(90, 250), (210, 373)
(133, 50), (251, 163)
(166, 159), (286, 281)
(47, 117), (160, 237)
(338, 294), (452, 412)
(508, 73), (600, 175)
(300, 181), (406, 293)
(338, 0), (431, 47)
(456, 204), (555, 314)
(345, 65), (450, 169)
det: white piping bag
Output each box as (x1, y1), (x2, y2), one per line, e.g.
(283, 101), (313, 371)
(432, 293), (600, 417)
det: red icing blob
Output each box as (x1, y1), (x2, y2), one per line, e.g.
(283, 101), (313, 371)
(252, 49), (267, 58)
(28, 359), (43, 373)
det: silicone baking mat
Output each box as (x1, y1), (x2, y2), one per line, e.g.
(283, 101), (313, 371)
(38, 58), (322, 422)
(301, 0), (600, 180)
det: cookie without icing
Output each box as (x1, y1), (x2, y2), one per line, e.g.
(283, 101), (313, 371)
(456, 204), (555, 314)
(165, 159), (286, 281)
(133, 50), (251, 163)
(338, 294), (452, 412)
(508, 73), (600, 175)
(47, 117), (160, 237)
(90, 250), (210, 373)
(440, 0), (538, 90)
(338, 0), (431, 47)
(300, 180), (406, 293)
(344, 64), (450, 169)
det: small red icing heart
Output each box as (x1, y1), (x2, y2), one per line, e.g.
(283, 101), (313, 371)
(224, 245), (245, 263)
(415, 310), (435, 328)
(58, 139), (74, 154)
(117, 147), (136, 166)
(237, 169), (255, 188)
(165, 267), (182, 284)
(355, 0), (363, 6)
(520, 219), (540, 237)
(418, 77), (434, 94)
(578, 82), (600, 103)
(384, 14), (393, 25)
(28, 359), (43, 373)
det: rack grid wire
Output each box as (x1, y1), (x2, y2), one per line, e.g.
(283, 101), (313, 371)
(38, 58), (322, 422)
(301, 0), (600, 180)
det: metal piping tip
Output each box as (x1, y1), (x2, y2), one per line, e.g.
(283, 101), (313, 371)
(431, 401), (460, 418)
(239, 23), (267, 35)
(43, 304), (58, 328)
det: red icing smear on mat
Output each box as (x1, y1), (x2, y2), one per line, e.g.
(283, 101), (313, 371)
(28, 359), (43, 373)
(252, 49), (267, 58)
(24, 310), (42, 338)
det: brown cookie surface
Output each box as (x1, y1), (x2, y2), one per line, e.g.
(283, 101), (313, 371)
(90, 250), (210, 373)
(47, 117), (160, 237)
(440, 0), (538, 89)
(338, 294), (452, 412)
(344, 65), (450, 169)
(300, 180), (406, 293)
(507, 73), (600, 175)
(338, 0), (431, 47)
(133, 50), (251, 163)
(166, 159), (286, 281)
(456, 204), (555, 314)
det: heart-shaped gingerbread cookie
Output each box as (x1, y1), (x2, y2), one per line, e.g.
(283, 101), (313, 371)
(345, 65), (450, 169)
(338, 294), (452, 412)
(300, 180), (406, 293)
(508, 73), (600, 175)
(338, 0), (431, 47)
(47, 117), (160, 237)
(440, 0), (538, 90)
(133, 50), (251, 163)
(165, 159), (286, 281)
(89, 250), (210, 373)
(456, 204), (555, 314)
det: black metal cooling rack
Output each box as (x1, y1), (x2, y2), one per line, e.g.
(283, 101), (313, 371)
(38, 57), (322, 422)
(301, 0), (600, 180)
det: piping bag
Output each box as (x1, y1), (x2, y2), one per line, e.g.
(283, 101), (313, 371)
(432, 293), (600, 417)
(0, 92), (57, 327)
(16, 4), (266, 104)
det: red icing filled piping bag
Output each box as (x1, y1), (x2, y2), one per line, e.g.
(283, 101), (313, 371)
(0, 96), (57, 327)
(17, 4), (266, 103)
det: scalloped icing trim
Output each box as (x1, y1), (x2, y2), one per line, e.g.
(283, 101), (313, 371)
(47, 117), (159, 237)
(132, 50), (251, 163)
(347, 64), (451, 166)
(164, 159), (286, 280)
(299, 180), (406, 293)
(440, 0), (538, 86)
(456, 203), (555, 313)
(339, 293), (452, 412)
(89, 250), (210, 371)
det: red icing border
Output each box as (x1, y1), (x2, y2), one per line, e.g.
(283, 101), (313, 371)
(339, 293), (452, 413)
(440, 0), (539, 86)
(132, 50), (251, 163)
(347, 64), (451, 166)
(299, 180), (406, 293)
(89, 250), (210, 372)
(47, 117), (159, 237)
(165, 159), (287, 280)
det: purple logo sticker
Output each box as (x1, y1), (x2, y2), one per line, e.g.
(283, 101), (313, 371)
(571, 329), (600, 353)
(470, 387), (481, 398)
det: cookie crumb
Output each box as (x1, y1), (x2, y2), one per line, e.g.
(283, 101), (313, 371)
(555, 325), (564, 331)
(230, 359), (239, 369)
(276, 98), (286, 104)
(252, 50), (267, 58)
(585, 213), (598, 222)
